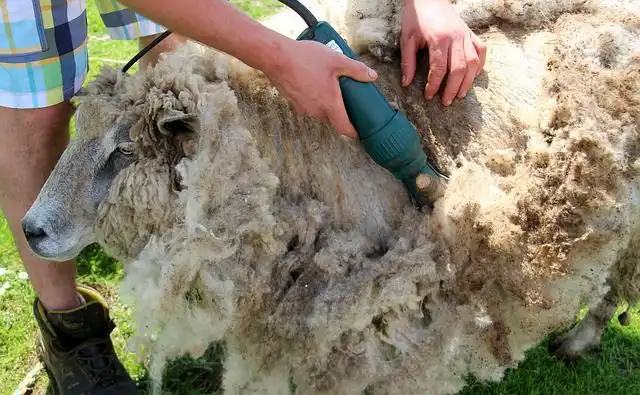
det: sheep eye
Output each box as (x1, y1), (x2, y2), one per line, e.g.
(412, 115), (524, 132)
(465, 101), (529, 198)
(117, 143), (135, 156)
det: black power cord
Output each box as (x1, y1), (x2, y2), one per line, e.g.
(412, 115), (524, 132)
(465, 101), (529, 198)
(276, 0), (318, 27)
(120, 0), (318, 74)
(121, 29), (173, 73)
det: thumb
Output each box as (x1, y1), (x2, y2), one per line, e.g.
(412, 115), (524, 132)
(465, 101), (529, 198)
(400, 34), (417, 87)
(335, 55), (378, 83)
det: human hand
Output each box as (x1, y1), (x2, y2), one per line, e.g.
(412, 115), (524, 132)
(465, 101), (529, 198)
(262, 39), (378, 139)
(400, 0), (487, 106)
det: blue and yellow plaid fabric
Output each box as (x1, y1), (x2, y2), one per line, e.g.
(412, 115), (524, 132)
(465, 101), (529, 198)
(0, 0), (166, 109)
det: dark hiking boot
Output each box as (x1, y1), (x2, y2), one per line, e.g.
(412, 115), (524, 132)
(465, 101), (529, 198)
(33, 284), (140, 395)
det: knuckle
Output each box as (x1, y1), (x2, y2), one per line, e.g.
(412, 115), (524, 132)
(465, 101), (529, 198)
(431, 66), (447, 77)
(431, 32), (448, 46)
(359, 62), (371, 74)
(474, 42), (488, 55)
(451, 64), (466, 75)
(435, 36), (449, 47)
(401, 32), (413, 46)
(452, 30), (466, 42)
(430, 59), (447, 73)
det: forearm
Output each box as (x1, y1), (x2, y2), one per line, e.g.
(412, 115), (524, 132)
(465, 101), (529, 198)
(119, 0), (290, 74)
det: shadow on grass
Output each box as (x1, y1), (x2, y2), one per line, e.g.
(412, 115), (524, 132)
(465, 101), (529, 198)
(75, 243), (123, 283)
(133, 320), (640, 395)
(136, 342), (226, 395)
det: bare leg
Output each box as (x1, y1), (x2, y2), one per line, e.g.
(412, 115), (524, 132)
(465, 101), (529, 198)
(0, 102), (79, 311)
(549, 287), (620, 360)
(139, 32), (188, 71)
(0, 33), (186, 313)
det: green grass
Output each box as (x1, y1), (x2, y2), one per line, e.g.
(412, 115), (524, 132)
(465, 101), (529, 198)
(458, 315), (640, 395)
(1, 1), (640, 394)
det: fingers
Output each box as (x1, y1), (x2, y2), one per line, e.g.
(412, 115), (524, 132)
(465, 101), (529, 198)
(328, 53), (379, 138)
(427, 29), (486, 105)
(273, 41), (373, 139)
(400, 34), (418, 87)
(456, 32), (480, 99)
(424, 37), (449, 101)
(327, 91), (358, 139)
(471, 32), (487, 77)
(441, 33), (467, 106)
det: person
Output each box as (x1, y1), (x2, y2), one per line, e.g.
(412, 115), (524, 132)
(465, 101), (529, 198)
(0, 0), (485, 393)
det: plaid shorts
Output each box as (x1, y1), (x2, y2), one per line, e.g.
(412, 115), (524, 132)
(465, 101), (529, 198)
(0, 0), (166, 109)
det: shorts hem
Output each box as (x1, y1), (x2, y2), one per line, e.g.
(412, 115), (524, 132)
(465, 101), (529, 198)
(106, 21), (168, 41)
(0, 83), (85, 110)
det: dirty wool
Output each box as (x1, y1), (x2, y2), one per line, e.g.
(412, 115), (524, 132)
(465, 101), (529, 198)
(74, 0), (640, 394)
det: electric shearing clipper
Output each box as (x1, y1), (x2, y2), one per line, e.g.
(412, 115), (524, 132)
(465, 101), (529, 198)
(280, 0), (447, 207)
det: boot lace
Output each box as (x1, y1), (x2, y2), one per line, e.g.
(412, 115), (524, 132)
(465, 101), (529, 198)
(74, 339), (121, 387)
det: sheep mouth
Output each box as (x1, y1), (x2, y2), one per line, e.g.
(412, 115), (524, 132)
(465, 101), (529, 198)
(22, 218), (93, 262)
(29, 243), (87, 262)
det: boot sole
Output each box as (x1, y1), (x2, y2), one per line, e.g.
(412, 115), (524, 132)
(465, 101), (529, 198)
(36, 331), (60, 395)
(43, 366), (60, 395)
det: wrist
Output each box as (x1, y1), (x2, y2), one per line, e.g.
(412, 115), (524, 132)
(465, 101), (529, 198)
(248, 33), (295, 78)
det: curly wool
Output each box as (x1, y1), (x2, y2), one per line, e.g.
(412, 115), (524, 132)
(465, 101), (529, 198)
(70, 0), (640, 394)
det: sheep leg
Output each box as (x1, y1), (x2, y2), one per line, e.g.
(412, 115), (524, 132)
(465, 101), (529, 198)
(548, 287), (620, 361)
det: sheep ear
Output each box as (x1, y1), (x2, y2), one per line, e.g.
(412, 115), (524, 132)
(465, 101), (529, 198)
(157, 109), (199, 136)
(157, 109), (200, 156)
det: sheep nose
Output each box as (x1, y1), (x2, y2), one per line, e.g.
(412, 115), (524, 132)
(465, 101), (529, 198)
(22, 218), (47, 242)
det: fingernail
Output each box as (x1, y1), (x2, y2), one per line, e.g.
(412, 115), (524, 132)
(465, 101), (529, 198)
(402, 74), (407, 85)
(459, 90), (467, 98)
(444, 99), (452, 106)
(369, 68), (378, 79)
(340, 133), (357, 141)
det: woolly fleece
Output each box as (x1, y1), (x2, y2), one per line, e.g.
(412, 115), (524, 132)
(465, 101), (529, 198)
(69, 0), (640, 393)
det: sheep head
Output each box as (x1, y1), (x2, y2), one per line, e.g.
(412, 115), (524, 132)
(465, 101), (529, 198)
(21, 66), (200, 263)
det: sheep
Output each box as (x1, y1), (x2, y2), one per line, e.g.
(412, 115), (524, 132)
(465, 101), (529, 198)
(20, 0), (640, 394)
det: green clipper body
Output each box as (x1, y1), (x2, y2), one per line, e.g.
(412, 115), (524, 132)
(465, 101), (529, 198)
(296, 21), (445, 206)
